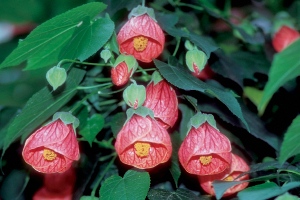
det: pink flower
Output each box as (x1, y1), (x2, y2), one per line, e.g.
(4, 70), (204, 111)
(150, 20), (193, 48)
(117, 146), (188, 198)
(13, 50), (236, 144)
(272, 26), (300, 52)
(111, 61), (132, 86)
(114, 114), (172, 169)
(178, 122), (232, 175)
(22, 120), (80, 173)
(143, 80), (178, 129)
(117, 14), (165, 63)
(198, 153), (250, 197)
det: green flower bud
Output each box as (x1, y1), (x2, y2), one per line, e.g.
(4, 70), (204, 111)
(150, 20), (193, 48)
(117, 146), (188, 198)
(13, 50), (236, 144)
(46, 66), (67, 91)
(185, 49), (207, 73)
(123, 83), (146, 109)
(100, 49), (112, 63)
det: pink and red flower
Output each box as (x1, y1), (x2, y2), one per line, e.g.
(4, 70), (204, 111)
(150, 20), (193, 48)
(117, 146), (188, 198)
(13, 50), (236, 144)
(178, 122), (232, 175)
(22, 119), (80, 173)
(114, 114), (172, 169)
(33, 167), (76, 200)
(143, 80), (178, 129)
(111, 61), (132, 86)
(272, 25), (300, 52)
(192, 64), (215, 81)
(198, 153), (250, 197)
(117, 14), (165, 63)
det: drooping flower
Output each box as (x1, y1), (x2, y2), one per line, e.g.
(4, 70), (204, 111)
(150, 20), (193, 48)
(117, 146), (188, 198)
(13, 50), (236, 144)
(198, 153), (250, 197)
(111, 55), (138, 86)
(143, 73), (178, 129)
(191, 64), (215, 81)
(22, 119), (80, 173)
(117, 13), (165, 63)
(178, 114), (232, 175)
(33, 167), (76, 200)
(272, 25), (300, 52)
(114, 114), (172, 169)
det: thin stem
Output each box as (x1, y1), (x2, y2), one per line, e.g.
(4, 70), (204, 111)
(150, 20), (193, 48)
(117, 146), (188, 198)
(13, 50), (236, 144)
(76, 83), (113, 90)
(172, 37), (181, 57)
(142, 0), (145, 7)
(91, 155), (117, 197)
(183, 95), (200, 112)
(175, 2), (204, 11)
(94, 77), (112, 82)
(69, 90), (98, 113)
(57, 59), (112, 68)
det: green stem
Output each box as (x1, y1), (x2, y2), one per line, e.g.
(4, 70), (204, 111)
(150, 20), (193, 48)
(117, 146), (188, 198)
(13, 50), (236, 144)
(94, 77), (112, 83)
(69, 91), (98, 113)
(175, 2), (204, 11)
(142, 0), (145, 7)
(172, 37), (181, 57)
(57, 59), (112, 68)
(76, 83), (113, 90)
(183, 95), (200, 112)
(91, 155), (117, 197)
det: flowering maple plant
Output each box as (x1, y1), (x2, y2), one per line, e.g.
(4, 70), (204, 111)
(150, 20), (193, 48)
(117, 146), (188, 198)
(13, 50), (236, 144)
(1, 0), (300, 199)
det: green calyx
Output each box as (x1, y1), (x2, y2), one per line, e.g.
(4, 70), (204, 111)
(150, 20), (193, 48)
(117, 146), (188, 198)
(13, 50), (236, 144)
(186, 112), (218, 133)
(46, 66), (67, 91)
(150, 71), (163, 85)
(185, 49), (207, 73)
(128, 5), (156, 21)
(52, 112), (79, 130)
(125, 106), (154, 125)
(123, 82), (146, 109)
(113, 55), (138, 76)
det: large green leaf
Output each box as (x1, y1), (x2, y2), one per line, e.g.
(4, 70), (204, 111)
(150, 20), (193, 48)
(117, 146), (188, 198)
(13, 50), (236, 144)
(0, 2), (107, 70)
(147, 188), (202, 200)
(154, 58), (249, 131)
(259, 39), (300, 114)
(79, 114), (105, 147)
(237, 182), (300, 200)
(99, 170), (150, 200)
(59, 16), (115, 62)
(2, 68), (85, 154)
(279, 115), (300, 163)
(169, 132), (182, 188)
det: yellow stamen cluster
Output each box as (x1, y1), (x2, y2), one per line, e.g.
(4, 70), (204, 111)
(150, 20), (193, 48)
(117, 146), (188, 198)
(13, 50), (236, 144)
(199, 155), (212, 165)
(224, 175), (234, 181)
(43, 148), (57, 161)
(134, 142), (151, 157)
(133, 36), (148, 51)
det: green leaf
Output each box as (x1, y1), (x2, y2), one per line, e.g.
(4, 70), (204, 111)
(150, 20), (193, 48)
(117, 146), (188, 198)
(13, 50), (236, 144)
(110, 112), (127, 138)
(178, 103), (195, 140)
(0, 2), (107, 70)
(2, 68), (85, 154)
(80, 196), (98, 200)
(79, 114), (105, 146)
(59, 16), (115, 62)
(279, 115), (300, 163)
(99, 170), (150, 200)
(154, 58), (249, 131)
(237, 182), (300, 200)
(169, 132), (182, 188)
(259, 39), (300, 114)
(147, 188), (202, 200)
(213, 180), (248, 200)
(275, 192), (300, 200)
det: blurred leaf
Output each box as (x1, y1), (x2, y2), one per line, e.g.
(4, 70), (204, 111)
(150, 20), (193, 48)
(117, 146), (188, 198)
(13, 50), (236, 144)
(0, 170), (28, 200)
(79, 114), (105, 146)
(156, 13), (218, 58)
(275, 192), (300, 200)
(237, 182), (300, 200)
(101, 0), (139, 17)
(99, 170), (150, 200)
(0, 2), (107, 70)
(80, 196), (98, 200)
(169, 132), (182, 188)
(178, 103), (195, 140)
(147, 188), (202, 200)
(249, 161), (300, 174)
(59, 16), (115, 62)
(1, 68), (85, 154)
(279, 115), (300, 163)
(154, 58), (249, 131)
(259, 39), (300, 114)
(110, 112), (127, 138)
(213, 180), (247, 200)
(243, 87), (264, 108)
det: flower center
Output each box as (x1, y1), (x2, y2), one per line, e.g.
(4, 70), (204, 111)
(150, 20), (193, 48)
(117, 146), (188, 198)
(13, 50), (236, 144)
(43, 148), (57, 161)
(134, 142), (150, 157)
(133, 36), (148, 51)
(199, 155), (212, 165)
(224, 175), (234, 181)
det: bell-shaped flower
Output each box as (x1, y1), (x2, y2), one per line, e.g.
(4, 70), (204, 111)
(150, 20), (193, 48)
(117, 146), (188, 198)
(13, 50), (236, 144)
(178, 113), (232, 175)
(198, 153), (250, 197)
(117, 13), (165, 63)
(22, 119), (80, 173)
(143, 72), (178, 129)
(33, 167), (76, 200)
(114, 114), (172, 169)
(111, 55), (138, 86)
(272, 25), (300, 52)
